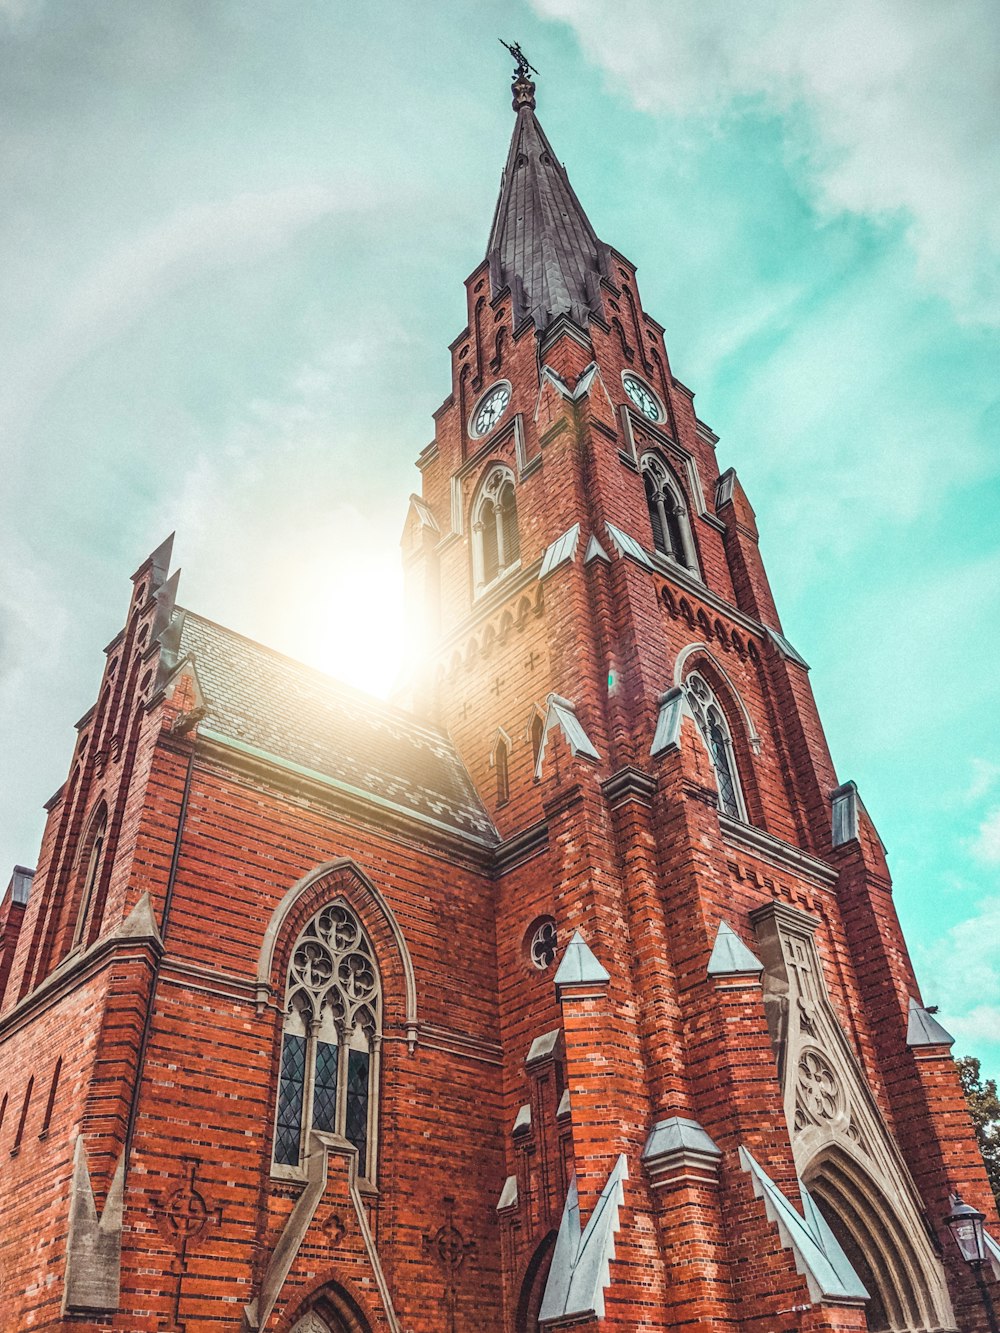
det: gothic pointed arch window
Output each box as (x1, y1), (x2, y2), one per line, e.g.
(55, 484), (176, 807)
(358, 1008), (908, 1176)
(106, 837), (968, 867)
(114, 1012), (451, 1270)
(685, 671), (746, 820)
(472, 465), (520, 592)
(274, 901), (382, 1179)
(640, 453), (697, 572)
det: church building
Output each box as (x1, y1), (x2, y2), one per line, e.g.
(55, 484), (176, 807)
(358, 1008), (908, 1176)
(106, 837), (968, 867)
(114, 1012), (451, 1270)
(1, 55), (997, 1333)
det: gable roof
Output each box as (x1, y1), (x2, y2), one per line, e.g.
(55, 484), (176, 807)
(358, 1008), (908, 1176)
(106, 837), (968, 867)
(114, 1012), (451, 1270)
(174, 610), (498, 847)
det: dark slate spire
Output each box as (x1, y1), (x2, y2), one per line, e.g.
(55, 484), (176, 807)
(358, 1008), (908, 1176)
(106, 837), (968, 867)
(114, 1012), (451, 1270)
(487, 65), (606, 332)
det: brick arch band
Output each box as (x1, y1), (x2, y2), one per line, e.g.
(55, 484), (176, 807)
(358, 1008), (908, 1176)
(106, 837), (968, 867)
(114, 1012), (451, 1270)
(673, 641), (762, 754)
(256, 858), (418, 1052)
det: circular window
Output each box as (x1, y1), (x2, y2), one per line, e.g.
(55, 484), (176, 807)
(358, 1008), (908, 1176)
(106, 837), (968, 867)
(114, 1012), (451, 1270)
(470, 382), (512, 438)
(529, 918), (558, 971)
(623, 373), (661, 422)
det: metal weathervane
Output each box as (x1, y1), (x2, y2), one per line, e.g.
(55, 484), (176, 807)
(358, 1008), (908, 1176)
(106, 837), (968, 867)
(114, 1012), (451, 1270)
(500, 38), (539, 80)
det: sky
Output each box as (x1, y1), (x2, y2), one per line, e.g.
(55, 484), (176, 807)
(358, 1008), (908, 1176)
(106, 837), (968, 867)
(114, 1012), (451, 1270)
(0, 1), (997, 1071)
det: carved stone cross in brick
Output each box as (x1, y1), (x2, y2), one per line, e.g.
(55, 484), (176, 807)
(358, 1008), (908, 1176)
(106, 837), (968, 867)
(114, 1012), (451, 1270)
(424, 1196), (478, 1333)
(151, 1157), (222, 1332)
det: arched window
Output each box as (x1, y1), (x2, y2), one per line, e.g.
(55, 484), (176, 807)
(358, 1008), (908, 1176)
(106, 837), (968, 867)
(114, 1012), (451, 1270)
(640, 453), (696, 571)
(685, 672), (746, 820)
(274, 902), (381, 1179)
(72, 804), (108, 950)
(472, 465), (520, 591)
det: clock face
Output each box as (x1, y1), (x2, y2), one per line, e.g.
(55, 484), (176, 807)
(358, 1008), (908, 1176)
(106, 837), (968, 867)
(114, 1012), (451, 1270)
(472, 383), (511, 437)
(623, 374), (660, 422)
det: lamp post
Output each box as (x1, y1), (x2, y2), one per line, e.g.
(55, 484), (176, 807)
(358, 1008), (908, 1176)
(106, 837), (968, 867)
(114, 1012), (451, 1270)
(944, 1193), (999, 1333)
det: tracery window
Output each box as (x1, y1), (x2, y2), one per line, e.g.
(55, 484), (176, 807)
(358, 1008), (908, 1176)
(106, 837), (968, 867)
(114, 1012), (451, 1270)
(274, 902), (381, 1178)
(472, 465), (520, 591)
(685, 672), (746, 820)
(640, 453), (696, 571)
(530, 918), (558, 970)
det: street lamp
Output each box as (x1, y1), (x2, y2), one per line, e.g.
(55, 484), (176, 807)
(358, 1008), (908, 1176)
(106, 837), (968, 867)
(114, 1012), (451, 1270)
(944, 1193), (998, 1333)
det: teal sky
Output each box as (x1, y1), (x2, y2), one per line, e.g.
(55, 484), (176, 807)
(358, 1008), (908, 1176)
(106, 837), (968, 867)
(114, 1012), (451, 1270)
(1, 2), (998, 1070)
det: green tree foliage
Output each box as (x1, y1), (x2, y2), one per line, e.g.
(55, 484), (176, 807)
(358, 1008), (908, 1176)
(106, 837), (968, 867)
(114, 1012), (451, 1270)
(957, 1055), (1000, 1207)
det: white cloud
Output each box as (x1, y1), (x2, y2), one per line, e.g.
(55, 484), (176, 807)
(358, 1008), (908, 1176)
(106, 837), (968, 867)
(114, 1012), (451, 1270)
(965, 759), (1000, 803)
(920, 893), (1000, 1061)
(0, 542), (68, 715)
(0, 184), (377, 449)
(971, 808), (1000, 865)
(533, 0), (1000, 324)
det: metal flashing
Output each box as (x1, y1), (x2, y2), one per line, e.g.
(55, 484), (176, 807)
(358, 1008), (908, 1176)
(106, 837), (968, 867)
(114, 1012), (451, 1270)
(538, 1155), (628, 1323)
(707, 921), (763, 978)
(584, 534), (610, 563)
(539, 523), (581, 580)
(605, 521), (654, 570)
(906, 997), (955, 1048)
(740, 1147), (868, 1305)
(526, 1028), (563, 1068)
(497, 1176), (519, 1212)
(766, 626), (810, 670)
(554, 930), (610, 994)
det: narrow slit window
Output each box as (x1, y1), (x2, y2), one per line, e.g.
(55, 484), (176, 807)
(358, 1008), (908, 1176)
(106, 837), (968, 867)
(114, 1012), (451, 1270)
(39, 1057), (62, 1140)
(495, 739), (510, 806)
(11, 1076), (33, 1156)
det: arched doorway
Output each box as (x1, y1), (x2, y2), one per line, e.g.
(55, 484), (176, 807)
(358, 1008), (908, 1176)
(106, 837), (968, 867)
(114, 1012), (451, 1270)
(516, 1231), (557, 1332)
(804, 1148), (953, 1333)
(289, 1284), (373, 1333)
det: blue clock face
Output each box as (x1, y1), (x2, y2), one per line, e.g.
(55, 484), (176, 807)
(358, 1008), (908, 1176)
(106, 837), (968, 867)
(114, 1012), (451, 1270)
(473, 383), (511, 436)
(623, 374), (660, 421)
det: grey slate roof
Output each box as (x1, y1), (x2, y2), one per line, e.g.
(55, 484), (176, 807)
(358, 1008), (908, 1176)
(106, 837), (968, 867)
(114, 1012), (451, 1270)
(175, 610), (498, 846)
(487, 98), (606, 330)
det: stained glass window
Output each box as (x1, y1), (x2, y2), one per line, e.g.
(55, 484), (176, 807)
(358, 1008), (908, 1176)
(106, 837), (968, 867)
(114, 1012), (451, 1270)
(346, 1049), (371, 1176)
(708, 713), (740, 817)
(275, 1033), (306, 1165)
(273, 902), (381, 1178)
(312, 1040), (339, 1134)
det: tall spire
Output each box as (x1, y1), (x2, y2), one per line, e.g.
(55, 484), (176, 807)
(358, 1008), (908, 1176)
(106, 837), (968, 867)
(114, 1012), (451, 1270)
(488, 47), (606, 333)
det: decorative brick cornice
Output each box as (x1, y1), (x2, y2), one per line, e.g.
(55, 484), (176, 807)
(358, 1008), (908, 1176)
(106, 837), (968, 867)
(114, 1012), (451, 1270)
(722, 816), (838, 891)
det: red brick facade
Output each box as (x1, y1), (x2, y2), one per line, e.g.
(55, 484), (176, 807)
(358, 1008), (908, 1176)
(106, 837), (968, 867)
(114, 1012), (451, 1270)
(1, 69), (997, 1333)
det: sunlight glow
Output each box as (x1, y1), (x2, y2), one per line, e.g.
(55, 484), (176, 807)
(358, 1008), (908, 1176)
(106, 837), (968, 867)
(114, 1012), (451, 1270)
(258, 512), (410, 701)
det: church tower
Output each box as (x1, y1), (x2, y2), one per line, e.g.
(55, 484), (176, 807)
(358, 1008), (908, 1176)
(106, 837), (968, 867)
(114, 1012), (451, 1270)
(402, 53), (1000, 1333)
(0, 51), (997, 1333)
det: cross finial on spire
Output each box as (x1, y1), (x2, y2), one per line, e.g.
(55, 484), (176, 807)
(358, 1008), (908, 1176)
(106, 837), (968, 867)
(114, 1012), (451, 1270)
(500, 38), (538, 112)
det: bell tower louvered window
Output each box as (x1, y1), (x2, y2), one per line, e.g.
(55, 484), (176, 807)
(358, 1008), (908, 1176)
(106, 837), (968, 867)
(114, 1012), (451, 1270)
(640, 453), (697, 572)
(273, 902), (381, 1179)
(472, 465), (520, 591)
